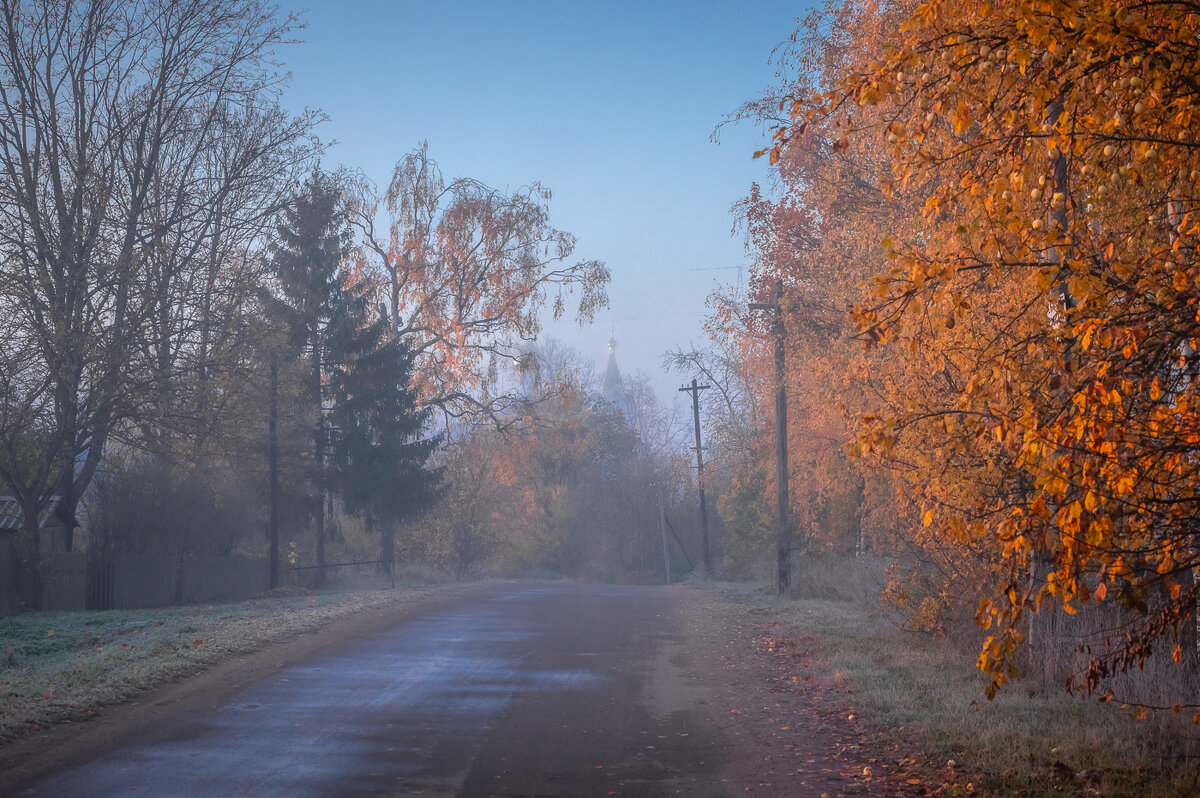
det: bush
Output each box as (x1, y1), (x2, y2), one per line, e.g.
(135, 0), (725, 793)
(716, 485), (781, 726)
(789, 553), (887, 607)
(85, 456), (259, 558)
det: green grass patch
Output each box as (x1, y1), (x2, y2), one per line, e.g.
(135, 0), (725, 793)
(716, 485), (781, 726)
(0, 584), (448, 743)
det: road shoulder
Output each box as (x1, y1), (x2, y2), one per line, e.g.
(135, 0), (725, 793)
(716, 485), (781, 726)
(0, 583), (490, 793)
(678, 584), (889, 797)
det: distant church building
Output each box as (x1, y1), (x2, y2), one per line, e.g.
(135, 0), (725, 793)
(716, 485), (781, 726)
(601, 332), (629, 414)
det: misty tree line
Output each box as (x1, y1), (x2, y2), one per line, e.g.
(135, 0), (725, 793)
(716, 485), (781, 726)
(0, 0), (712, 610)
(407, 341), (715, 582)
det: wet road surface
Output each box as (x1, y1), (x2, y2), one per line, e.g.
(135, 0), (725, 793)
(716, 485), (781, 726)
(12, 583), (727, 797)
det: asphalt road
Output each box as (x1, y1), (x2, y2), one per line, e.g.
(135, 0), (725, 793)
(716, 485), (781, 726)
(13, 583), (728, 797)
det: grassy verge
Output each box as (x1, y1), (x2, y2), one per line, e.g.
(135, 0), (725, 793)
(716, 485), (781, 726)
(0, 580), (453, 743)
(713, 580), (1200, 797)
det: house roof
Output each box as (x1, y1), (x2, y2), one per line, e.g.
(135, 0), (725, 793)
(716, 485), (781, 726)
(0, 497), (61, 531)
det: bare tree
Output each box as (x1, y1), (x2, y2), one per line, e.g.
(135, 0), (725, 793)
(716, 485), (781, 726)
(0, 0), (320, 607)
(664, 337), (765, 466)
(131, 101), (318, 460)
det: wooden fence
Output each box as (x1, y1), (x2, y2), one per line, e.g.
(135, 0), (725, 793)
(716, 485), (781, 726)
(84, 554), (268, 610)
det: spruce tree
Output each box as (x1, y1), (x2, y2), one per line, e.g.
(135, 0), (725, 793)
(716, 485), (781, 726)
(328, 316), (440, 571)
(271, 171), (438, 582)
(269, 171), (351, 587)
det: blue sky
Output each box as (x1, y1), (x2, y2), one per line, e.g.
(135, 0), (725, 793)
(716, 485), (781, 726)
(281, 0), (809, 402)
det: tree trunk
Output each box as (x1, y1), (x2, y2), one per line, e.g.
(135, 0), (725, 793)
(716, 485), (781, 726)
(1178, 567), (1198, 673)
(314, 459), (326, 589)
(13, 502), (42, 609)
(313, 322), (327, 589)
(314, 406), (327, 589)
(379, 515), (395, 576)
(268, 352), (280, 590)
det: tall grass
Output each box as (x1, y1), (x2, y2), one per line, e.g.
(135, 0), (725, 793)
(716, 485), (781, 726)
(789, 552), (889, 606)
(751, 555), (1200, 796)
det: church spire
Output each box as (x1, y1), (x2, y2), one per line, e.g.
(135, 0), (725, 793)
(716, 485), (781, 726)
(602, 326), (624, 404)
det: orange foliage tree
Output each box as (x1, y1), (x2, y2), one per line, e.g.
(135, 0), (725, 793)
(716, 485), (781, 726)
(343, 144), (610, 419)
(405, 342), (678, 580)
(713, 0), (938, 582)
(762, 0), (1200, 699)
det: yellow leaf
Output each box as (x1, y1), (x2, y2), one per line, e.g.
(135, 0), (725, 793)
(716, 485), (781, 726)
(923, 509), (934, 527)
(1094, 582), (1106, 601)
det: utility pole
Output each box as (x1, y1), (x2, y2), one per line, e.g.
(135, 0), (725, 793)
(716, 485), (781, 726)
(678, 378), (712, 575)
(268, 351), (280, 590)
(750, 280), (791, 594)
(656, 484), (672, 585)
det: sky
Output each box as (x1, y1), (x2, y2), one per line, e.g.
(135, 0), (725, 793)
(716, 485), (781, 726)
(280, 0), (809, 406)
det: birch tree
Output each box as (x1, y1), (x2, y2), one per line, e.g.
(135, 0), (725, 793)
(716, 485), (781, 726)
(343, 143), (610, 421)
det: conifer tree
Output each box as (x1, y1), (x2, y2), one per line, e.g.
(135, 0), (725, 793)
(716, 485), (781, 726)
(328, 317), (440, 572)
(269, 171), (352, 587)
(272, 171), (438, 582)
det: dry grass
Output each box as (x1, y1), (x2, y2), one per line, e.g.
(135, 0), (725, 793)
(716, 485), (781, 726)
(710, 568), (1200, 797)
(0, 581), (455, 743)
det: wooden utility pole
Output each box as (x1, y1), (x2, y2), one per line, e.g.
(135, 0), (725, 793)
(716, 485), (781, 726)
(656, 484), (672, 585)
(750, 280), (791, 594)
(678, 378), (712, 575)
(268, 352), (280, 590)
